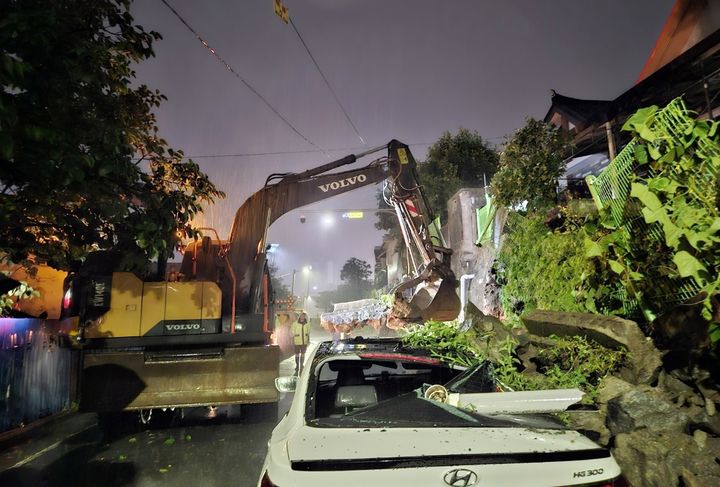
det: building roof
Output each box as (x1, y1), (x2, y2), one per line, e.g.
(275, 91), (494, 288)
(547, 26), (720, 135)
(636, 0), (720, 83)
(543, 91), (612, 127)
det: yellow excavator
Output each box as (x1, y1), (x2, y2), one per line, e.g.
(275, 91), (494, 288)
(62, 140), (460, 416)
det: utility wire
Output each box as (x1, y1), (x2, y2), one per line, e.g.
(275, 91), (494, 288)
(185, 142), (432, 159)
(158, 0), (324, 152)
(289, 17), (365, 145)
(184, 138), (507, 159)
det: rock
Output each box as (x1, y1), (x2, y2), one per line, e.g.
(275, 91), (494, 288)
(613, 430), (675, 487)
(688, 407), (720, 437)
(707, 399), (717, 417)
(697, 382), (718, 417)
(522, 310), (662, 384)
(567, 411), (610, 446)
(596, 376), (635, 405)
(693, 429), (708, 449)
(658, 371), (694, 399)
(464, 303), (513, 362)
(516, 343), (539, 374)
(606, 386), (688, 436)
(613, 429), (720, 487)
(681, 468), (711, 487)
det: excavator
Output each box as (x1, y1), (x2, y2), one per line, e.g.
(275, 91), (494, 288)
(62, 140), (460, 415)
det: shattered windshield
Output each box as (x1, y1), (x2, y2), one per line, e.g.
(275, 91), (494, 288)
(307, 357), (567, 430)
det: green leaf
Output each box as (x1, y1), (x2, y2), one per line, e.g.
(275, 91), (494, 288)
(634, 145), (648, 164)
(685, 230), (710, 250)
(163, 437), (175, 445)
(629, 271), (644, 281)
(709, 121), (719, 138)
(630, 183), (662, 210)
(709, 323), (720, 344)
(608, 259), (625, 275)
(584, 236), (604, 258)
(658, 146), (676, 165)
(621, 105), (658, 133)
(693, 122), (709, 138)
(672, 251), (706, 283)
(639, 125), (657, 143)
(709, 218), (720, 235)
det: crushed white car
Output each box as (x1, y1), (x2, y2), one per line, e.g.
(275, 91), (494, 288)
(259, 338), (622, 487)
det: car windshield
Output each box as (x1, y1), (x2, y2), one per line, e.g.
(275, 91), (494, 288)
(306, 355), (567, 430)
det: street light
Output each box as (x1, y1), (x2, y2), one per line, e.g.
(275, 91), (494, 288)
(303, 266), (312, 309)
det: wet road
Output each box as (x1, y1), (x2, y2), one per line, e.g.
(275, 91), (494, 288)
(0, 400), (291, 487)
(0, 336), (313, 486)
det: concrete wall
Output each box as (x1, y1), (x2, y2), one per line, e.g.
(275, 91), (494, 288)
(446, 188), (507, 318)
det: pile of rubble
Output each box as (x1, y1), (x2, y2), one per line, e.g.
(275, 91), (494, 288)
(514, 310), (720, 487)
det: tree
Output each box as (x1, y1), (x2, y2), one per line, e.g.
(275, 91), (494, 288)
(339, 257), (372, 300)
(340, 257), (372, 285)
(492, 118), (572, 209)
(268, 261), (291, 300)
(0, 0), (223, 273)
(417, 128), (499, 221)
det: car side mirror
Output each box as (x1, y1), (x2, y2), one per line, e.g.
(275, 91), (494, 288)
(275, 376), (298, 393)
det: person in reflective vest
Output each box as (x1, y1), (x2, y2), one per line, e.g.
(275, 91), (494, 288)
(291, 311), (310, 373)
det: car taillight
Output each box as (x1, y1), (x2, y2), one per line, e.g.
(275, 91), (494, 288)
(63, 288), (72, 309)
(260, 471), (279, 487)
(358, 352), (441, 364)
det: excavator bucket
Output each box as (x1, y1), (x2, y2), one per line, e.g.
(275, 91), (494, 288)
(408, 278), (461, 322)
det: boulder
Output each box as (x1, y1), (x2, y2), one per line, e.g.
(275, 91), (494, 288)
(567, 411), (610, 446)
(596, 376), (635, 405)
(606, 386), (689, 436)
(522, 310), (662, 384)
(613, 429), (720, 487)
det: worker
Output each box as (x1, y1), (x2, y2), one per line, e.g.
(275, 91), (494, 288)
(292, 311), (310, 374)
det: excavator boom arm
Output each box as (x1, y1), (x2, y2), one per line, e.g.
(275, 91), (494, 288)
(182, 140), (459, 325)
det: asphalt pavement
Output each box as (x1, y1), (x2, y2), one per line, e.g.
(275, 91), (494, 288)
(0, 355), (298, 487)
(0, 328), (342, 487)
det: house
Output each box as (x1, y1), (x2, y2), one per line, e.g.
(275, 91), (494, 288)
(546, 0), (720, 182)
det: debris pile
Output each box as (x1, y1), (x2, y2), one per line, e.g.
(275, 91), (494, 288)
(516, 310), (720, 487)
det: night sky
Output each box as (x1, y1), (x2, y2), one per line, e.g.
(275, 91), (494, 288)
(131, 0), (673, 290)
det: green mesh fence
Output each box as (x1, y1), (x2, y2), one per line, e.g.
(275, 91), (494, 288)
(585, 98), (710, 316)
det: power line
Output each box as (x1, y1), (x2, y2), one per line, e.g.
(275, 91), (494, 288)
(289, 17), (365, 145)
(183, 138), (507, 160)
(158, 0), (324, 152)
(184, 142), (438, 159)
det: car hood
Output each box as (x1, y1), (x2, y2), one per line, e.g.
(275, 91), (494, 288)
(287, 424), (604, 464)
